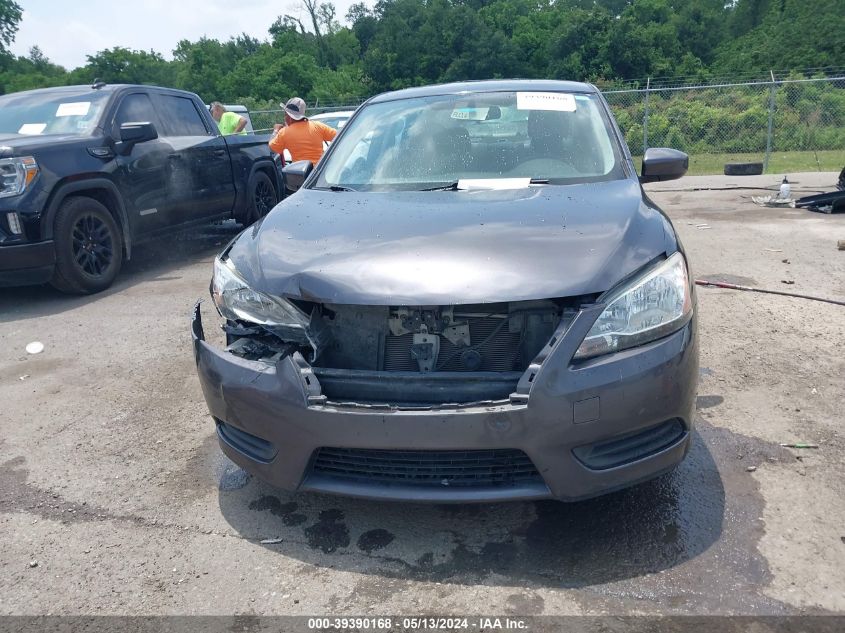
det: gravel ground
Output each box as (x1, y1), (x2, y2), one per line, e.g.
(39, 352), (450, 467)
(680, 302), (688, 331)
(0, 173), (843, 617)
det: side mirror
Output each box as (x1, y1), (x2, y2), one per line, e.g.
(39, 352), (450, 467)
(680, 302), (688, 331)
(640, 148), (688, 183)
(116, 121), (158, 155)
(282, 160), (314, 192)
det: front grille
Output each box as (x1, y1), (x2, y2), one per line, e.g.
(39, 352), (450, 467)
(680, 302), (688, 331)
(572, 419), (687, 470)
(311, 447), (543, 488)
(383, 315), (522, 372)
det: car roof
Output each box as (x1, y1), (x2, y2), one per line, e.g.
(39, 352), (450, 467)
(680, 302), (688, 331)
(367, 79), (598, 104)
(310, 111), (355, 120)
(5, 84), (204, 99)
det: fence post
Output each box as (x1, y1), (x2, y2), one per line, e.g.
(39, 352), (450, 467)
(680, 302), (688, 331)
(642, 76), (650, 155)
(764, 70), (776, 172)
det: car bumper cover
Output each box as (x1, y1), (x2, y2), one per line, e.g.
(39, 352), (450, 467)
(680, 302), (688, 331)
(0, 240), (55, 286)
(192, 302), (698, 502)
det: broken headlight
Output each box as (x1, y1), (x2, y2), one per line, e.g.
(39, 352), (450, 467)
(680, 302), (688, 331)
(574, 252), (692, 360)
(211, 256), (309, 328)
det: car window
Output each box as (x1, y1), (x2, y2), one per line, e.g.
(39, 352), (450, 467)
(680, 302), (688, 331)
(314, 116), (348, 130)
(112, 93), (161, 138)
(157, 95), (211, 137)
(317, 92), (623, 191)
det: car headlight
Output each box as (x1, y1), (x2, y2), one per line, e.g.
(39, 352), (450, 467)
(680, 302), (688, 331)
(211, 256), (309, 328)
(574, 252), (692, 360)
(0, 156), (39, 199)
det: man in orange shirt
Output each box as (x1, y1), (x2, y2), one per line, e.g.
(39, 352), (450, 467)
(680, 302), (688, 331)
(269, 97), (337, 165)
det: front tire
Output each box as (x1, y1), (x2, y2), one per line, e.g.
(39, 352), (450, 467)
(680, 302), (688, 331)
(244, 171), (278, 225)
(50, 196), (122, 294)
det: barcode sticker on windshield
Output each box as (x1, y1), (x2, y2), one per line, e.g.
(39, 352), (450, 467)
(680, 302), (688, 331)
(56, 102), (91, 117)
(18, 123), (46, 135)
(516, 92), (576, 112)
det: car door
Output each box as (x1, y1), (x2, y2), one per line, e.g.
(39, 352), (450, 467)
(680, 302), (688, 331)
(109, 92), (172, 234)
(153, 93), (235, 223)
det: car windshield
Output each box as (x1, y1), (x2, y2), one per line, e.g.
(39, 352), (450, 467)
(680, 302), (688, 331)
(314, 115), (349, 130)
(315, 91), (623, 191)
(0, 89), (110, 137)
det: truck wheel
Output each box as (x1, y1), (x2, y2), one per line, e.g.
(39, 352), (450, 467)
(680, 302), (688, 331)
(245, 172), (278, 225)
(50, 196), (123, 294)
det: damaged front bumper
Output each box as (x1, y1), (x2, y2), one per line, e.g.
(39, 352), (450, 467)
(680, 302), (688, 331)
(192, 302), (698, 502)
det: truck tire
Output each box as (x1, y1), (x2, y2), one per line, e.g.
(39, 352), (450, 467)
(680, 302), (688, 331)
(244, 171), (278, 225)
(50, 196), (123, 294)
(724, 162), (764, 176)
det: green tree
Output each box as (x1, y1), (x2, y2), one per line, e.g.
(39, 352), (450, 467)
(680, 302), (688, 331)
(0, 0), (21, 55)
(77, 47), (175, 86)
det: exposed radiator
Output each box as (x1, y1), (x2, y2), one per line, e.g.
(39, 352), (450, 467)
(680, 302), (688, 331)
(383, 315), (522, 372)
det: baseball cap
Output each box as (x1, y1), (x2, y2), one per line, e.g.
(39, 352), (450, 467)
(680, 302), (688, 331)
(283, 97), (306, 120)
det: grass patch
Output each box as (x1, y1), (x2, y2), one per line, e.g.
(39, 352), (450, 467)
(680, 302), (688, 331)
(632, 150), (844, 176)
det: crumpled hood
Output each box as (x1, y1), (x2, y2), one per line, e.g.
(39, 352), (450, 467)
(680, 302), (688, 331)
(226, 179), (676, 305)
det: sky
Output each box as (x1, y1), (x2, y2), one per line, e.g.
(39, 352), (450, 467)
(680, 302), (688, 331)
(10, 0), (368, 70)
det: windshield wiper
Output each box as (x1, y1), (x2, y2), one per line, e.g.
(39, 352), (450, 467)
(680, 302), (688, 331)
(420, 179), (550, 191)
(328, 185), (357, 192)
(419, 182), (460, 191)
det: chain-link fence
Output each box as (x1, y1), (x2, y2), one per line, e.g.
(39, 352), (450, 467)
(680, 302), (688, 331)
(250, 104), (365, 134)
(603, 75), (845, 174)
(247, 75), (845, 175)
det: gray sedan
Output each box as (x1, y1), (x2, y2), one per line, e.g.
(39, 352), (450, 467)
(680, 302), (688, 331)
(192, 79), (697, 502)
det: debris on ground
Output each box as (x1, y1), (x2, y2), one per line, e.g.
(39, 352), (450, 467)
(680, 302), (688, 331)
(794, 190), (845, 214)
(781, 280), (795, 285)
(764, 248), (783, 252)
(779, 176), (791, 200)
(695, 279), (845, 307)
(25, 341), (44, 355)
(838, 240), (845, 251)
(19, 375), (29, 381)
(780, 443), (819, 449)
(260, 538), (283, 545)
(790, 169), (844, 212)
(29, 560), (38, 568)
(752, 194), (794, 207)
(746, 466), (757, 472)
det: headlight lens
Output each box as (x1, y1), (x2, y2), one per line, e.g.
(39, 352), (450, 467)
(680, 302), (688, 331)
(0, 156), (39, 199)
(574, 252), (692, 360)
(211, 256), (309, 327)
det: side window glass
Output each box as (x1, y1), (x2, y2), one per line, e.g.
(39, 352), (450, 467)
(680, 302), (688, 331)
(157, 95), (211, 137)
(112, 93), (159, 138)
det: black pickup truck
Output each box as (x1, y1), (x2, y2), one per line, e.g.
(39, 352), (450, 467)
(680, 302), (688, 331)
(0, 83), (281, 293)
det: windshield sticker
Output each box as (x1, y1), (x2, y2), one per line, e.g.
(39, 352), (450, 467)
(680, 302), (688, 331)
(18, 123), (47, 135)
(516, 92), (576, 112)
(451, 107), (490, 121)
(457, 178), (531, 190)
(56, 101), (91, 117)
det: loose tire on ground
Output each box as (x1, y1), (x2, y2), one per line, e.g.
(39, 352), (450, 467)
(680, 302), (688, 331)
(243, 171), (278, 225)
(50, 196), (123, 294)
(724, 162), (764, 176)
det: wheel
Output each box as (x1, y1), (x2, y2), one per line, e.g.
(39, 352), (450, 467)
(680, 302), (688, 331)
(244, 171), (278, 225)
(724, 162), (763, 176)
(50, 196), (122, 294)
